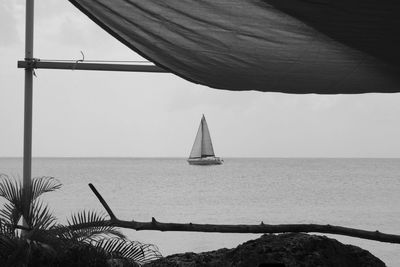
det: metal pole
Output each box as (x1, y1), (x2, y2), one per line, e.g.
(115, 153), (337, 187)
(23, 0), (34, 225)
(17, 60), (167, 73)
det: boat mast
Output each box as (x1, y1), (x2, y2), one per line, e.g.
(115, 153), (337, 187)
(22, 0), (34, 226)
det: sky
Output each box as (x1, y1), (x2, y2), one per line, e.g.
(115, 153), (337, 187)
(1, 1), (400, 158)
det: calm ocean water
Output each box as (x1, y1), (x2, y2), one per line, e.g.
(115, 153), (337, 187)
(0, 158), (399, 266)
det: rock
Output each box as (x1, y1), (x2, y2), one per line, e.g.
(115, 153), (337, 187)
(144, 233), (385, 267)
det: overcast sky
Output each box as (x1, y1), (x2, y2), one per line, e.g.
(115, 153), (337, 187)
(1, 1), (400, 158)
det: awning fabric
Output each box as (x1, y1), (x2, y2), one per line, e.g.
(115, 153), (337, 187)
(68, 0), (400, 94)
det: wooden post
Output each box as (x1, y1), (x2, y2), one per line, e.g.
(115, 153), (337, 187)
(22, 0), (34, 227)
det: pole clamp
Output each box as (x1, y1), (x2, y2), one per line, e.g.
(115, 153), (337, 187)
(24, 58), (40, 69)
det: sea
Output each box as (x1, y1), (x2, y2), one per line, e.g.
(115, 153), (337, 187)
(0, 158), (399, 266)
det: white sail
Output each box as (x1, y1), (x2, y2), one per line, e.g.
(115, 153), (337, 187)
(200, 116), (215, 157)
(189, 115), (215, 158)
(189, 118), (203, 158)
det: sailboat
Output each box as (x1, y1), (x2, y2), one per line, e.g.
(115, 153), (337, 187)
(188, 115), (223, 165)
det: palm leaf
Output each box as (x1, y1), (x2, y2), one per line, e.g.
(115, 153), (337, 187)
(0, 174), (23, 204)
(27, 200), (57, 230)
(68, 210), (108, 226)
(0, 202), (21, 227)
(0, 175), (61, 229)
(0, 175), (61, 207)
(0, 175), (162, 266)
(24, 227), (66, 256)
(0, 175), (24, 231)
(95, 238), (162, 265)
(30, 176), (61, 201)
(0, 218), (14, 237)
(65, 210), (125, 242)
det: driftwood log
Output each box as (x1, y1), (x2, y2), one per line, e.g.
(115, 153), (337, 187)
(77, 183), (400, 244)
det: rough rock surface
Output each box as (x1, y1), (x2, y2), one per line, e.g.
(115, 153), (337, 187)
(144, 233), (385, 267)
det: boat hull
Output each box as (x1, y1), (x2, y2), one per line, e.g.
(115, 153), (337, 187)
(187, 157), (223, 165)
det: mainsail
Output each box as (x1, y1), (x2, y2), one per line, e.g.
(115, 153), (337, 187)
(68, 0), (400, 94)
(189, 115), (215, 159)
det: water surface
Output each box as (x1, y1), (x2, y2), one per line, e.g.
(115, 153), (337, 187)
(1, 158), (399, 266)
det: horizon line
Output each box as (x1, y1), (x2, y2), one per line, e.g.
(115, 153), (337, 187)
(1, 156), (400, 159)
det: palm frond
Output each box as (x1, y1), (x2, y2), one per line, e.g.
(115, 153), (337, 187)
(0, 175), (61, 206)
(0, 174), (23, 204)
(0, 175), (61, 229)
(0, 175), (162, 266)
(28, 200), (57, 230)
(47, 224), (82, 244)
(24, 227), (66, 255)
(0, 175), (24, 231)
(66, 210), (125, 242)
(68, 209), (108, 226)
(0, 218), (14, 237)
(30, 177), (61, 201)
(0, 202), (21, 227)
(95, 238), (162, 265)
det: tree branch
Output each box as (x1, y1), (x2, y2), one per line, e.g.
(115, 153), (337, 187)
(87, 184), (400, 244)
(89, 183), (116, 220)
